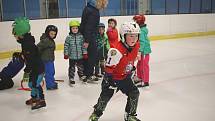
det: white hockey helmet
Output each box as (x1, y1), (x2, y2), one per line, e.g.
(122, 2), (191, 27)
(119, 21), (140, 43)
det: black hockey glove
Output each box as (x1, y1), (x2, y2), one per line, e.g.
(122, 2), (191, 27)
(12, 52), (23, 62)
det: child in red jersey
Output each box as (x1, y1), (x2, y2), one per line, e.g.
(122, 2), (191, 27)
(89, 21), (141, 121)
(106, 18), (119, 48)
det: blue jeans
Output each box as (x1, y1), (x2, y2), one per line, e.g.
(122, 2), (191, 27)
(28, 74), (44, 99)
(44, 61), (56, 88)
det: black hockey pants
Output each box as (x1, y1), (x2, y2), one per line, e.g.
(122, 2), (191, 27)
(93, 74), (140, 117)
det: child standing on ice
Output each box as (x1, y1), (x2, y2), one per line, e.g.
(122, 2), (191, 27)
(106, 18), (119, 48)
(37, 25), (58, 90)
(94, 23), (110, 78)
(133, 14), (152, 87)
(64, 20), (87, 86)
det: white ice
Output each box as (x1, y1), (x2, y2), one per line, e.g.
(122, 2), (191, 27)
(0, 36), (215, 121)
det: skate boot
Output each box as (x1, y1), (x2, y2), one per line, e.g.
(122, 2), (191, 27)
(25, 98), (37, 105)
(137, 82), (149, 88)
(89, 113), (100, 121)
(84, 76), (98, 83)
(95, 74), (103, 78)
(79, 76), (86, 82)
(133, 76), (141, 85)
(125, 113), (141, 121)
(31, 99), (46, 110)
(92, 76), (99, 81)
(69, 78), (75, 86)
(47, 83), (58, 90)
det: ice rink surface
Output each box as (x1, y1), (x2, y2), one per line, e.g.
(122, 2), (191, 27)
(0, 36), (215, 121)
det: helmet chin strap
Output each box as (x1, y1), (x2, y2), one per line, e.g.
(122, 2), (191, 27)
(122, 41), (134, 52)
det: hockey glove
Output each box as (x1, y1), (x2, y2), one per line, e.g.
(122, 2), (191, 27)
(83, 54), (88, 59)
(64, 55), (69, 59)
(12, 52), (23, 62)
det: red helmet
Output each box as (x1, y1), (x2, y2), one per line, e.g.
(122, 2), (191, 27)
(133, 14), (145, 25)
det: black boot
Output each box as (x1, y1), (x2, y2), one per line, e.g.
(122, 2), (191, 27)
(31, 99), (46, 110)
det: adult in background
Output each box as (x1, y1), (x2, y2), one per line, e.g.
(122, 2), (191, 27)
(80, 0), (108, 82)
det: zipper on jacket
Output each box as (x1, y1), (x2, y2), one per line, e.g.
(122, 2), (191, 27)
(74, 34), (78, 60)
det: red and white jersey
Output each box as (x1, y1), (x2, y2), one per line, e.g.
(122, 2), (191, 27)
(105, 41), (140, 80)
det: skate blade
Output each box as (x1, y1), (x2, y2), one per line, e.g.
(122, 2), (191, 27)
(30, 106), (47, 112)
(69, 83), (75, 87)
(87, 80), (99, 84)
(82, 81), (88, 84)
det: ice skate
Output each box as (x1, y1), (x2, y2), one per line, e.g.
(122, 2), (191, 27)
(47, 83), (58, 90)
(69, 78), (75, 87)
(85, 76), (99, 84)
(89, 113), (100, 121)
(79, 76), (86, 82)
(124, 113), (141, 121)
(95, 74), (103, 78)
(31, 99), (46, 110)
(137, 82), (149, 88)
(25, 98), (37, 105)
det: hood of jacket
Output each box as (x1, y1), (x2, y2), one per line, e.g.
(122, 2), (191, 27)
(40, 33), (48, 40)
(87, 0), (96, 8)
(17, 33), (35, 45)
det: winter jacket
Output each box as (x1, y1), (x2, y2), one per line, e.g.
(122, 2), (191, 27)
(106, 28), (119, 48)
(0, 56), (24, 79)
(96, 33), (110, 59)
(18, 33), (44, 74)
(105, 41), (140, 80)
(139, 24), (152, 55)
(64, 33), (87, 60)
(80, 2), (100, 43)
(37, 33), (56, 62)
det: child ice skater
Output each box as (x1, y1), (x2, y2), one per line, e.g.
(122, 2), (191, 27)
(89, 21), (141, 121)
(0, 52), (24, 90)
(64, 20), (87, 86)
(106, 18), (119, 48)
(12, 17), (46, 110)
(133, 14), (152, 87)
(94, 23), (110, 78)
(37, 25), (58, 90)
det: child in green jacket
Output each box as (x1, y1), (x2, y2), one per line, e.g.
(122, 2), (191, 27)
(133, 14), (152, 87)
(95, 23), (110, 78)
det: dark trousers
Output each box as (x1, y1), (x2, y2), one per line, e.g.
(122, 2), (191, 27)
(93, 75), (140, 117)
(28, 72), (44, 99)
(84, 35), (98, 77)
(95, 59), (105, 75)
(69, 59), (84, 79)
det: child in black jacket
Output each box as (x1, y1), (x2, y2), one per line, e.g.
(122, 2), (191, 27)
(12, 17), (46, 110)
